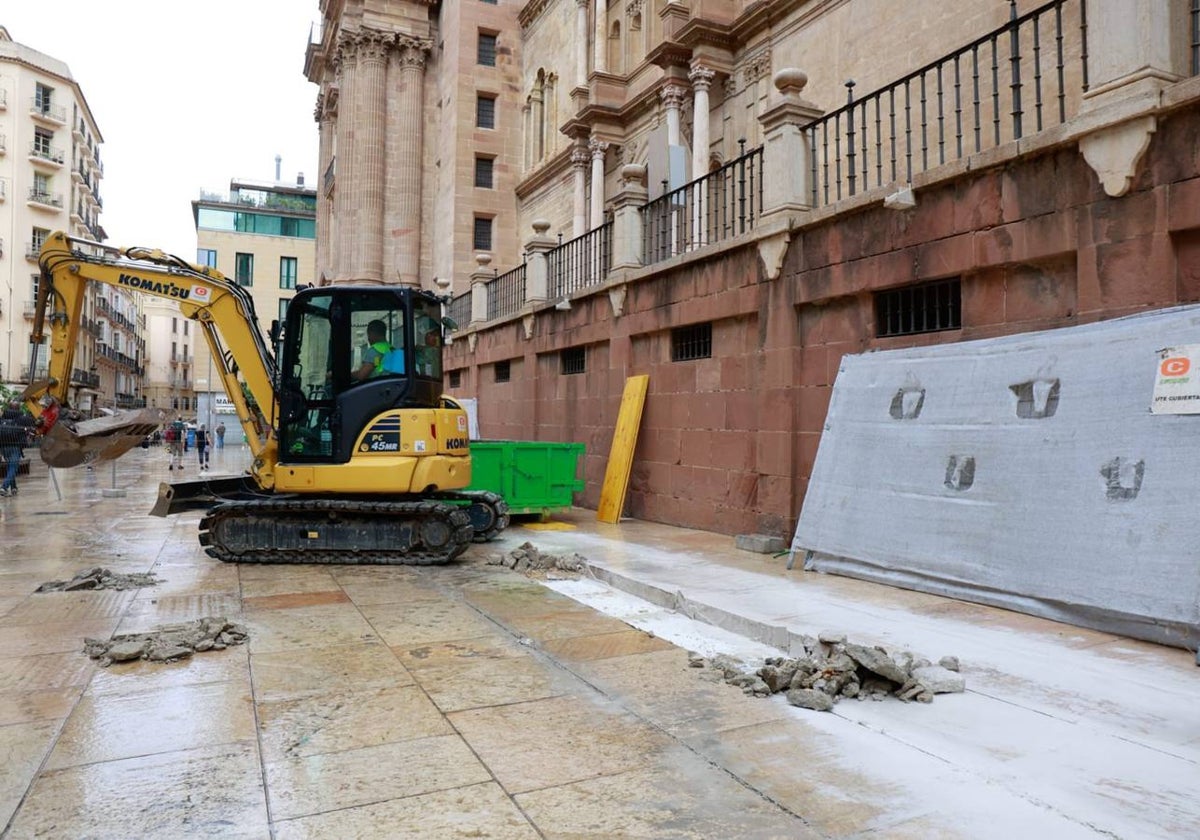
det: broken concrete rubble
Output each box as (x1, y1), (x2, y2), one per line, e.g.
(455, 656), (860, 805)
(487, 542), (587, 577)
(689, 632), (966, 711)
(83, 617), (248, 667)
(36, 567), (161, 592)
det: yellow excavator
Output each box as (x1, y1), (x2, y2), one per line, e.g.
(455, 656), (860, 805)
(21, 231), (508, 564)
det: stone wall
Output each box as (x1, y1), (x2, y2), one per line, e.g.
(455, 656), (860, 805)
(445, 100), (1200, 539)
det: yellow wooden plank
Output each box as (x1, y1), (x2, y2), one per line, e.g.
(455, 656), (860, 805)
(597, 374), (649, 524)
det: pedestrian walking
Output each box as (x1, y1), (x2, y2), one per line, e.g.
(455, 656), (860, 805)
(196, 424), (211, 471)
(165, 418), (185, 471)
(0, 399), (35, 497)
(215, 422), (226, 449)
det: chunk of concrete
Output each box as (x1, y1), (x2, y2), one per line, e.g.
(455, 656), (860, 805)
(735, 534), (787, 554)
(912, 665), (966, 694)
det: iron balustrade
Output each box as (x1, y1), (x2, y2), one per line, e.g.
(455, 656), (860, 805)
(547, 222), (612, 300)
(27, 189), (63, 208)
(642, 142), (764, 266)
(808, 0), (1087, 207)
(29, 98), (66, 123)
(1193, 0), (1199, 76)
(487, 263), (527, 320)
(448, 292), (472, 328)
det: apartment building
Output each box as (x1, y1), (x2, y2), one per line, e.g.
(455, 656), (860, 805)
(156, 175), (316, 426)
(0, 26), (144, 412)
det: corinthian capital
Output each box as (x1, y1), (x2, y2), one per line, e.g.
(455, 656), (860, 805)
(356, 29), (393, 63)
(570, 148), (590, 169)
(688, 65), (716, 92)
(660, 84), (687, 110)
(588, 138), (609, 160)
(395, 35), (433, 70)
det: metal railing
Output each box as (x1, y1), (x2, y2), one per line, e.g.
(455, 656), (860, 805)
(808, 0), (1086, 207)
(27, 189), (63, 208)
(642, 142), (764, 265)
(29, 98), (67, 123)
(1192, 0), (1199, 76)
(448, 292), (472, 328)
(487, 263), (527, 320)
(548, 222), (613, 300)
(29, 143), (65, 164)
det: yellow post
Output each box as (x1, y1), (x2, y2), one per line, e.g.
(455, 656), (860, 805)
(597, 374), (649, 524)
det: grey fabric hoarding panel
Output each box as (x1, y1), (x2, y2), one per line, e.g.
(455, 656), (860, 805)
(792, 305), (1200, 649)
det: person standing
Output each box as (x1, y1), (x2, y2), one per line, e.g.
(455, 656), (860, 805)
(0, 399), (35, 496)
(166, 418), (185, 471)
(196, 424), (211, 471)
(215, 422), (226, 449)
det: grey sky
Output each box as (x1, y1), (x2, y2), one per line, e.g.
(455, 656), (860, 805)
(3, 1), (319, 258)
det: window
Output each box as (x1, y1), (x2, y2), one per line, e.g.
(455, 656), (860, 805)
(33, 173), (50, 198)
(34, 83), (53, 113)
(874, 278), (962, 338)
(33, 128), (52, 157)
(474, 157), (494, 188)
(672, 323), (712, 362)
(480, 0), (497, 4)
(196, 248), (216, 268)
(473, 217), (493, 251)
(448, 370), (462, 389)
(477, 32), (498, 66)
(560, 346), (586, 375)
(235, 252), (254, 287)
(494, 359), (510, 383)
(184, 321), (189, 336)
(278, 298), (291, 323)
(172, 317), (178, 334)
(476, 94), (496, 129)
(280, 256), (298, 289)
(31, 227), (49, 251)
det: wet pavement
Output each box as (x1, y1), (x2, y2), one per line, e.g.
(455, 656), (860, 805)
(0, 445), (1197, 838)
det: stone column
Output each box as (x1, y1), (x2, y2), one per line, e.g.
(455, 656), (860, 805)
(524, 220), (558, 303)
(354, 30), (390, 283)
(610, 164), (648, 270)
(315, 92), (335, 284)
(593, 0), (607, 74)
(470, 254), (493, 324)
(530, 86), (545, 163)
(575, 0), (589, 87)
(571, 148), (589, 237)
(757, 69), (824, 217)
(588, 138), (609, 229)
(332, 36), (357, 283)
(688, 65), (715, 248)
(388, 36), (431, 286)
(661, 84), (685, 150)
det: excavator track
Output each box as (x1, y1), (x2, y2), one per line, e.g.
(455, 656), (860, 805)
(198, 499), (474, 565)
(430, 490), (511, 543)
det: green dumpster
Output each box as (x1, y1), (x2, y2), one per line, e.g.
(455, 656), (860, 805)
(466, 440), (585, 517)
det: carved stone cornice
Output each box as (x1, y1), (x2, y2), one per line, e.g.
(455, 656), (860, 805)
(733, 0), (832, 43)
(646, 41), (693, 71)
(519, 0), (556, 31)
(515, 145), (577, 200)
(676, 18), (738, 52)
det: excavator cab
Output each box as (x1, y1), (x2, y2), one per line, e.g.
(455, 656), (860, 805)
(276, 285), (446, 464)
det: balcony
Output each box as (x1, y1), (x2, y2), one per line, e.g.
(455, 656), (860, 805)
(26, 242), (42, 261)
(27, 189), (64, 210)
(0, 178), (5, 201)
(0, 89), (6, 110)
(0, 133), (6, 154)
(20, 365), (50, 382)
(29, 98), (67, 125)
(29, 143), (65, 167)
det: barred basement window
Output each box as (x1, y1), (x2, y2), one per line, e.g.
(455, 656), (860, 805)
(671, 322), (712, 362)
(494, 359), (510, 383)
(874, 278), (962, 338)
(560, 346), (585, 375)
(448, 370), (462, 389)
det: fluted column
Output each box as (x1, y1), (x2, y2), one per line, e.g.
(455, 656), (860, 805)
(689, 65), (715, 248)
(593, 0), (608, 74)
(352, 30), (390, 283)
(575, 0), (589, 87)
(333, 37), (357, 282)
(571, 148), (589, 237)
(589, 137), (608, 229)
(315, 93), (336, 284)
(387, 36), (431, 286)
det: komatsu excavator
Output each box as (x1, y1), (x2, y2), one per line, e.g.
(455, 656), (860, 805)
(21, 231), (507, 564)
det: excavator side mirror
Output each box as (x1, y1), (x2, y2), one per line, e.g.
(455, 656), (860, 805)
(441, 316), (458, 332)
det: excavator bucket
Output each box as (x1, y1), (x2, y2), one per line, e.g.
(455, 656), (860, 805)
(39, 408), (168, 469)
